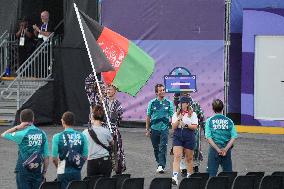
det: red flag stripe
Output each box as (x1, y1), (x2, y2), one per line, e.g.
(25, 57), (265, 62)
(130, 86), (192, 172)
(97, 27), (129, 84)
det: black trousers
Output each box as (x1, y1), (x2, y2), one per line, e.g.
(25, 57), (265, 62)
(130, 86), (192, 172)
(87, 157), (112, 177)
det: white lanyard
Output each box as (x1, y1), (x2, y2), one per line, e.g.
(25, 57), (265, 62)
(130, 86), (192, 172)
(19, 29), (25, 46)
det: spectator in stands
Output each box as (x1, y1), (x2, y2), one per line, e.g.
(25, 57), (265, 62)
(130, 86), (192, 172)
(146, 84), (174, 174)
(171, 96), (198, 185)
(205, 99), (238, 176)
(33, 11), (53, 44)
(51, 112), (88, 189)
(1, 109), (49, 189)
(83, 105), (114, 177)
(15, 18), (34, 68)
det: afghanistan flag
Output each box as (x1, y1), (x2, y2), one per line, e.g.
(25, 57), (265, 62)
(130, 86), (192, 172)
(78, 10), (155, 96)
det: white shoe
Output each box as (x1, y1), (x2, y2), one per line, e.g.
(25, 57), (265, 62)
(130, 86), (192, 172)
(156, 166), (165, 173)
(172, 176), (178, 185)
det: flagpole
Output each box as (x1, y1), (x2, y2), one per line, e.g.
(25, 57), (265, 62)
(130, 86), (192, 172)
(73, 3), (113, 133)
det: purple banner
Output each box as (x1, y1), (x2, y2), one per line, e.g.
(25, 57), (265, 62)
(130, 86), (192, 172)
(231, 0), (284, 33)
(102, 0), (224, 40)
(101, 0), (225, 121)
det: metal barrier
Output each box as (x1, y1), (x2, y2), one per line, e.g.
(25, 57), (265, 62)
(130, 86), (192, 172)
(0, 31), (18, 77)
(1, 33), (54, 109)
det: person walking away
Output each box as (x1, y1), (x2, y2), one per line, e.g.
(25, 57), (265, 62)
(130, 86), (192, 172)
(205, 99), (237, 176)
(1, 109), (49, 189)
(52, 112), (88, 189)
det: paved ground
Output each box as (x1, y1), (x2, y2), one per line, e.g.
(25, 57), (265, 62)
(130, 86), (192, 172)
(0, 126), (283, 189)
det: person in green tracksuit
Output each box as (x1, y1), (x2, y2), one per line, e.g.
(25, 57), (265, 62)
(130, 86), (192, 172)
(146, 84), (174, 173)
(52, 112), (88, 189)
(205, 99), (237, 176)
(1, 109), (49, 189)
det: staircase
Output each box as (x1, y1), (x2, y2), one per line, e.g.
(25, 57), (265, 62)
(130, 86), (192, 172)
(0, 32), (54, 126)
(0, 78), (50, 125)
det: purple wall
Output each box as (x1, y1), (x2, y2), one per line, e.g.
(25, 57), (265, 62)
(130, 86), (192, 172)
(241, 9), (284, 127)
(101, 0), (225, 121)
(229, 0), (284, 117)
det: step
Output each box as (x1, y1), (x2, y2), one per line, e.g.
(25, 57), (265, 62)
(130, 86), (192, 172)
(0, 100), (17, 108)
(0, 82), (47, 90)
(0, 83), (42, 87)
(0, 80), (43, 86)
(0, 115), (15, 122)
(0, 84), (44, 90)
(0, 120), (13, 126)
(0, 76), (16, 81)
(0, 108), (17, 115)
(0, 90), (36, 99)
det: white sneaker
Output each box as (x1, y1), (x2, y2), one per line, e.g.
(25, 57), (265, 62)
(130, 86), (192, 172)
(172, 176), (178, 185)
(156, 166), (165, 173)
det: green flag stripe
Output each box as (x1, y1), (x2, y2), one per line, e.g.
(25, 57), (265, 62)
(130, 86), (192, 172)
(113, 41), (155, 96)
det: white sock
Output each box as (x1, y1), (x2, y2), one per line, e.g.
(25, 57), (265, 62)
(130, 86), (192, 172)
(173, 172), (179, 178)
(180, 158), (187, 170)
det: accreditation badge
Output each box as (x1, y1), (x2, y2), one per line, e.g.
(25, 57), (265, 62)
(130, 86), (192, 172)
(19, 37), (25, 46)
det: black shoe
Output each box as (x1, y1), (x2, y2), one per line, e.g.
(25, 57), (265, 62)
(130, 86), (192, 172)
(181, 169), (187, 177)
(172, 177), (178, 185)
(193, 166), (199, 173)
(156, 166), (165, 174)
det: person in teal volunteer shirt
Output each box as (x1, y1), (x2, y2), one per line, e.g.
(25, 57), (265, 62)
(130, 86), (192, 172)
(146, 84), (174, 173)
(51, 112), (88, 189)
(1, 109), (49, 189)
(205, 99), (237, 176)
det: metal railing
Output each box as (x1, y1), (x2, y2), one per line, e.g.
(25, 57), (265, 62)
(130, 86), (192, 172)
(0, 31), (18, 77)
(0, 31), (8, 76)
(16, 33), (54, 78)
(1, 33), (54, 109)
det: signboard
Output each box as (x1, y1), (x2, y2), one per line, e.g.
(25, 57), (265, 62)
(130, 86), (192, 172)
(164, 75), (197, 93)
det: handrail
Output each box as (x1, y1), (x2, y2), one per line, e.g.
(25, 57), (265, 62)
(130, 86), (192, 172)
(16, 32), (54, 75)
(0, 30), (8, 41)
(54, 19), (64, 31)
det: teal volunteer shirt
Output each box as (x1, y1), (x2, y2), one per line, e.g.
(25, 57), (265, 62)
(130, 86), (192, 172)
(147, 98), (174, 131)
(3, 124), (49, 173)
(52, 128), (88, 174)
(205, 114), (237, 148)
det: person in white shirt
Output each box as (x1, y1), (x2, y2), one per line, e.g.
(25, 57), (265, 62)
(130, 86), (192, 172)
(171, 96), (198, 185)
(33, 11), (53, 42)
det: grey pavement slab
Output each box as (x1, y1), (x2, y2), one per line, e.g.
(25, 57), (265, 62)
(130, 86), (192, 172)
(0, 126), (283, 189)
